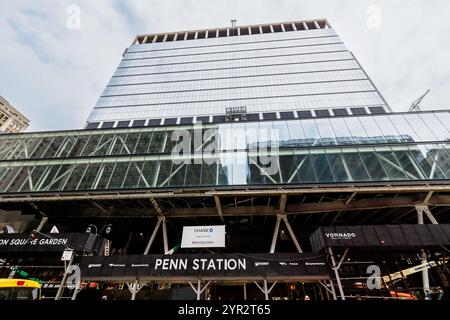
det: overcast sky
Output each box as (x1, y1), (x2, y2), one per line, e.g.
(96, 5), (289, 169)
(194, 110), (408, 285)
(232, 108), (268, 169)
(1, 0), (449, 132)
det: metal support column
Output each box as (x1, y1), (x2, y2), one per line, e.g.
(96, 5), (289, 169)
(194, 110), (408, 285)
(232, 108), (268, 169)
(254, 280), (277, 300)
(416, 205), (438, 300)
(55, 251), (75, 300)
(423, 206), (439, 225)
(329, 279), (337, 300)
(417, 206), (424, 224)
(316, 283), (324, 301)
(270, 215), (281, 253)
(328, 247), (345, 300)
(323, 283), (330, 300)
(36, 216), (48, 232)
(214, 195), (225, 224)
(420, 249), (431, 300)
(263, 280), (269, 300)
(188, 280), (211, 300)
(280, 215), (303, 253)
(197, 280), (201, 300)
(243, 283), (247, 300)
(127, 280), (144, 300)
(319, 280), (337, 300)
(131, 281), (137, 300)
(71, 287), (81, 300)
(143, 217), (163, 255)
(162, 217), (169, 254)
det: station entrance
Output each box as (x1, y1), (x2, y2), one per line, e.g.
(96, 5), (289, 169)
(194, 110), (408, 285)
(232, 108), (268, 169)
(75, 252), (334, 300)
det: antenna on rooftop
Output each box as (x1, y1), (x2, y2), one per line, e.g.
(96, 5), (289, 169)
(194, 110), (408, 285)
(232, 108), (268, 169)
(409, 89), (430, 112)
(230, 19), (237, 28)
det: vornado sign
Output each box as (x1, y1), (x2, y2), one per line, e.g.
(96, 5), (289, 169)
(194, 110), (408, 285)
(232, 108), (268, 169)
(181, 225), (225, 248)
(324, 232), (356, 240)
(310, 224), (450, 252)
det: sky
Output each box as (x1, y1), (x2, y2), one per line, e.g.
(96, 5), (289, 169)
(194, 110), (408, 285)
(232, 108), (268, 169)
(1, 0), (450, 132)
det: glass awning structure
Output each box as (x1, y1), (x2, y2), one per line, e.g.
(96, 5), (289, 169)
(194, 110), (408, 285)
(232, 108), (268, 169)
(0, 111), (449, 195)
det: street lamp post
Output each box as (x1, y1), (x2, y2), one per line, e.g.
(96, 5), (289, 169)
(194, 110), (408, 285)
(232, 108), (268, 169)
(86, 224), (112, 236)
(55, 250), (76, 300)
(27, 230), (78, 301)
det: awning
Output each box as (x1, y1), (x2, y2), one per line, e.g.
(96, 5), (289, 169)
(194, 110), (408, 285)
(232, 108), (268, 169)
(79, 253), (330, 282)
(310, 224), (450, 252)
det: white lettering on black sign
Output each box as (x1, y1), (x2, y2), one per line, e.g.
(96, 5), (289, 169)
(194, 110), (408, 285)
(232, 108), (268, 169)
(154, 258), (246, 271)
(0, 237), (68, 247)
(325, 232), (356, 240)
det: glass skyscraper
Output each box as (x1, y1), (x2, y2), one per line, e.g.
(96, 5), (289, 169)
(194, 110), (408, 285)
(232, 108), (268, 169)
(0, 19), (450, 302)
(86, 19), (390, 129)
(0, 19), (448, 193)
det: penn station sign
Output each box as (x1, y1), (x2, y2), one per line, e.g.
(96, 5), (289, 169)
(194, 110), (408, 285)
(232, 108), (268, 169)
(80, 253), (330, 281)
(153, 256), (246, 271)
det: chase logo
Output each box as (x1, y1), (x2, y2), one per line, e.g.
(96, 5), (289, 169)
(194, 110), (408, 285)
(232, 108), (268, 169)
(194, 227), (214, 233)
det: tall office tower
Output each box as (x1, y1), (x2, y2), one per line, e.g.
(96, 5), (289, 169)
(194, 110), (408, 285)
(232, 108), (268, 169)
(86, 19), (390, 129)
(0, 95), (30, 134)
(1, 20), (449, 301)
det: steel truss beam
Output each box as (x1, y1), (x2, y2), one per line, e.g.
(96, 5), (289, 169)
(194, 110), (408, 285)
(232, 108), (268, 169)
(270, 214), (303, 253)
(143, 216), (169, 254)
(161, 195), (450, 217)
(270, 195), (303, 253)
(1, 184), (450, 203)
(286, 195), (450, 214)
(214, 195), (225, 223)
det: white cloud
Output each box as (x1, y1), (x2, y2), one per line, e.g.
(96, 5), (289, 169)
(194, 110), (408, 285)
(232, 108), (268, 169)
(0, 0), (449, 131)
(0, 0), (132, 131)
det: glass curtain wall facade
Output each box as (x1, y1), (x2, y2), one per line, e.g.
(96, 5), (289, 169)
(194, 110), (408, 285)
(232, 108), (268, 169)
(86, 20), (390, 128)
(1, 111), (449, 194)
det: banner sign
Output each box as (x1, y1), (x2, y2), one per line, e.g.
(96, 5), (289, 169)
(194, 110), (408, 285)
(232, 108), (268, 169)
(181, 225), (225, 248)
(310, 224), (450, 252)
(0, 232), (105, 256)
(80, 253), (330, 281)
